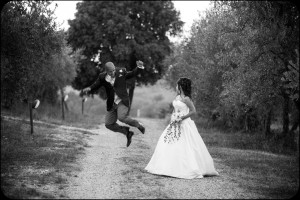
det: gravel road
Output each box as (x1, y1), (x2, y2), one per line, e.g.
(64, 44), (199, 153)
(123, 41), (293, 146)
(62, 118), (298, 199)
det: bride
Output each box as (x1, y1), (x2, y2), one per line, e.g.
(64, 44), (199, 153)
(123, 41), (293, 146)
(145, 77), (219, 179)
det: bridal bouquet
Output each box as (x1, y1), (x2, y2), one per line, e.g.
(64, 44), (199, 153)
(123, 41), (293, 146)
(164, 112), (184, 144)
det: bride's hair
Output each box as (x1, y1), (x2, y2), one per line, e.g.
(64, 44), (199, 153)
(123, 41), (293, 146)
(177, 77), (192, 99)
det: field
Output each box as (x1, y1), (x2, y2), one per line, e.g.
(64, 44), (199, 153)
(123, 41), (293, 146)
(130, 79), (176, 118)
(1, 80), (299, 198)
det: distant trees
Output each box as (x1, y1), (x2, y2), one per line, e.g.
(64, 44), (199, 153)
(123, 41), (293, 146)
(164, 1), (299, 144)
(67, 1), (183, 113)
(217, 1), (299, 135)
(1, 1), (76, 108)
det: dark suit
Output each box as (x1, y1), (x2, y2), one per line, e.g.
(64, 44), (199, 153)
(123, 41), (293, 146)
(89, 66), (143, 135)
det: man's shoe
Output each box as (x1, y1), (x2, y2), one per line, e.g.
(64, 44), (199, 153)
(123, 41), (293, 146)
(137, 122), (145, 134)
(126, 131), (134, 147)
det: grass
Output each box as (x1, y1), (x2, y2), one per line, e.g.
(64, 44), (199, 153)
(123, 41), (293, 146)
(1, 90), (106, 129)
(0, 116), (90, 199)
(209, 145), (299, 199)
(0, 81), (175, 198)
(1, 80), (299, 198)
(130, 79), (176, 118)
(0, 88), (104, 198)
(1, 88), (107, 199)
(196, 119), (299, 156)
(1, 79), (176, 123)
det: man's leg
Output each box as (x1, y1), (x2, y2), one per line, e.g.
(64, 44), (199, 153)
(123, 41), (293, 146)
(105, 104), (134, 147)
(117, 102), (145, 134)
(105, 104), (128, 135)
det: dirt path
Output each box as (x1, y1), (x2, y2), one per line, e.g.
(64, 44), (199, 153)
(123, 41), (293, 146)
(61, 118), (298, 199)
(2, 115), (297, 198)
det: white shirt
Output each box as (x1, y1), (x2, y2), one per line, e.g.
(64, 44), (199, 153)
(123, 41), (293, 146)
(105, 74), (122, 105)
(105, 65), (144, 105)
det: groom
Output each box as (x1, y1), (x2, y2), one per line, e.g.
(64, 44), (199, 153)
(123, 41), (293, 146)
(82, 61), (146, 147)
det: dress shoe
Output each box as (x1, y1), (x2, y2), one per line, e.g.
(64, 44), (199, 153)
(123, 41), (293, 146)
(126, 131), (134, 147)
(138, 122), (145, 134)
(126, 128), (134, 147)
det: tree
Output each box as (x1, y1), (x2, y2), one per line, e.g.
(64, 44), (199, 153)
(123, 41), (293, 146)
(67, 0), (183, 113)
(164, 1), (299, 140)
(1, 1), (76, 108)
(217, 1), (299, 135)
(164, 3), (225, 119)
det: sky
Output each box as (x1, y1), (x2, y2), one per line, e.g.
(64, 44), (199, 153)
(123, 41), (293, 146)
(51, 1), (212, 42)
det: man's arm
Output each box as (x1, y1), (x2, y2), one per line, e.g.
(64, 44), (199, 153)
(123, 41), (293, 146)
(125, 60), (145, 79)
(82, 74), (103, 94)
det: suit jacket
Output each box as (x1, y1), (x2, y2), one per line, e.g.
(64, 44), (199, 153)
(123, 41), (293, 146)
(89, 67), (142, 111)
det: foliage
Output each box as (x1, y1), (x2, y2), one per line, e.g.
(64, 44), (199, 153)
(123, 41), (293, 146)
(1, 1), (76, 107)
(67, 0), (183, 93)
(164, 1), (299, 135)
(282, 49), (299, 102)
(164, 8), (224, 118)
(216, 1), (299, 133)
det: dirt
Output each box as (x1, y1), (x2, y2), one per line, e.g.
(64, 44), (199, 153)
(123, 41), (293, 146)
(60, 118), (298, 199)
(2, 115), (298, 199)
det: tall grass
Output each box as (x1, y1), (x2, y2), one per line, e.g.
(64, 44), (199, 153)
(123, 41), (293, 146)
(196, 118), (299, 156)
(0, 79), (176, 124)
(131, 79), (176, 118)
(1, 90), (107, 128)
(2, 79), (298, 158)
(1, 116), (89, 198)
(1, 87), (106, 198)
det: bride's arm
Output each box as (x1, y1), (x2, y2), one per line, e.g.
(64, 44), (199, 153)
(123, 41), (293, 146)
(180, 97), (196, 120)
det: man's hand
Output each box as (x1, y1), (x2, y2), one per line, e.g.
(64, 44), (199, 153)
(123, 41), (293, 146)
(136, 60), (145, 69)
(82, 87), (91, 95)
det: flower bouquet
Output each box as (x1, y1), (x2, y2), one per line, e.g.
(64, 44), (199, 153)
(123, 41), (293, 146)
(164, 112), (184, 144)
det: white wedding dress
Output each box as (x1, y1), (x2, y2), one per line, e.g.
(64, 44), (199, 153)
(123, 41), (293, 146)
(145, 96), (219, 179)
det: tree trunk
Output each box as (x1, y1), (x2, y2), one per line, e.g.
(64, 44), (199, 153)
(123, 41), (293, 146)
(290, 120), (299, 132)
(61, 96), (65, 120)
(64, 101), (69, 111)
(264, 109), (272, 136)
(60, 88), (65, 120)
(128, 85), (135, 115)
(290, 100), (299, 132)
(287, 103), (299, 150)
(127, 80), (136, 115)
(29, 101), (33, 134)
(82, 99), (84, 115)
(244, 114), (249, 132)
(3, 93), (13, 109)
(282, 92), (290, 134)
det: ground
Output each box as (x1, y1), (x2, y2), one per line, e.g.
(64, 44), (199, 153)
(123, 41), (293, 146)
(1, 116), (298, 199)
(62, 118), (298, 199)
